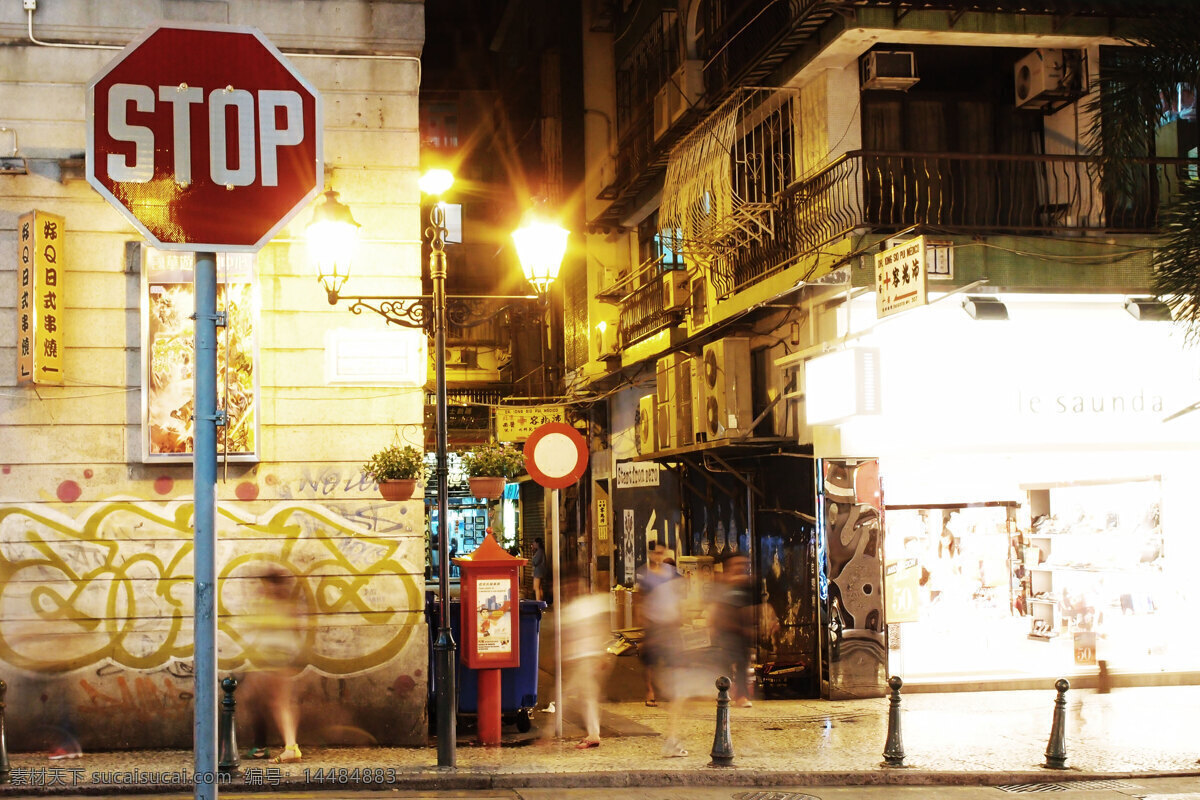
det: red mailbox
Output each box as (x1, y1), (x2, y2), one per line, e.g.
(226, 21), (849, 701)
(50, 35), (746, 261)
(454, 531), (526, 745)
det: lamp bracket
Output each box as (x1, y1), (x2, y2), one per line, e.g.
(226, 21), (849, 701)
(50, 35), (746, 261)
(338, 293), (545, 331)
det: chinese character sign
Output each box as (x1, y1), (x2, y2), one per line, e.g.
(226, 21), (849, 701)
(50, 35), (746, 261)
(17, 211), (65, 385)
(875, 235), (928, 319)
(496, 405), (565, 442)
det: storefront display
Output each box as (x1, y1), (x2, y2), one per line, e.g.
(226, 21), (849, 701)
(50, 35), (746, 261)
(808, 293), (1200, 684)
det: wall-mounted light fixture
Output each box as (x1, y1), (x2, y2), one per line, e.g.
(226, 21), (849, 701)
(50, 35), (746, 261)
(962, 296), (1008, 320)
(1124, 297), (1173, 321)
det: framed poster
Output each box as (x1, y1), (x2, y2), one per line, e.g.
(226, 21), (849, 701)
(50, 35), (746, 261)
(140, 245), (259, 462)
(473, 578), (514, 657)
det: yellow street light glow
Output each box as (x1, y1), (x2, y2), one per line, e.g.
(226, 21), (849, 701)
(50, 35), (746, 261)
(419, 168), (455, 196)
(513, 219), (569, 294)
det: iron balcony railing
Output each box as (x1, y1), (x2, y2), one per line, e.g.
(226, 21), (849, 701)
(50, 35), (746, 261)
(716, 149), (1197, 295)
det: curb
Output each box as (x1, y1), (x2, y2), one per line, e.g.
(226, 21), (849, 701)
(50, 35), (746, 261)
(3, 767), (1199, 795)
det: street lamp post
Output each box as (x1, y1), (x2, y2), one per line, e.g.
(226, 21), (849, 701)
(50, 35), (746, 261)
(307, 177), (567, 766)
(422, 171), (458, 767)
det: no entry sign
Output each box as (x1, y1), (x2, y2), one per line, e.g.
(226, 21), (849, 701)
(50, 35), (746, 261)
(523, 422), (589, 489)
(86, 23), (322, 252)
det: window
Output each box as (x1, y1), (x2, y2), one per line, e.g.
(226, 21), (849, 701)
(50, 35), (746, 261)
(141, 246), (259, 461)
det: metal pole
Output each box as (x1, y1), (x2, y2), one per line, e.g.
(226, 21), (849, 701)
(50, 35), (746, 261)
(430, 204), (457, 768)
(193, 252), (219, 799)
(552, 487), (563, 738)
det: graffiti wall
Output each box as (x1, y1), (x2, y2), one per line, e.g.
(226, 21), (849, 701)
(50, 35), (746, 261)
(0, 465), (428, 750)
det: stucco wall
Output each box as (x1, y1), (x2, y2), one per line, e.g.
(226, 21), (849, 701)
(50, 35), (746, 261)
(0, 0), (429, 749)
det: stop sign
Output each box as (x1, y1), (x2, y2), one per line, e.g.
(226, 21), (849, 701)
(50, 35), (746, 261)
(86, 24), (322, 252)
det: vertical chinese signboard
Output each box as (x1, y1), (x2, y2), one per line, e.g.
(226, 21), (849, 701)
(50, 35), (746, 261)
(875, 235), (928, 319)
(17, 211), (65, 386)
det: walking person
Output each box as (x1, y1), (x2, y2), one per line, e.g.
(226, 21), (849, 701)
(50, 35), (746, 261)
(635, 541), (678, 707)
(531, 537), (549, 603)
(240, 566), (307, 763)
(708, 553), (755, 707)
(560, 568), (611, 749)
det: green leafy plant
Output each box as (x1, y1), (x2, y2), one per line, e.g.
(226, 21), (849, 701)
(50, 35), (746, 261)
(363, 444), (427, 482)
(459, 441), (525, 479)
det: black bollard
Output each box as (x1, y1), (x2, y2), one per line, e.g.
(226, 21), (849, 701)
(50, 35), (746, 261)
(1044, 678), (1069, 769)
(709, 676), (734, 767)
(0, 680), (9, 785)
(218, 677), (241, 775)
(882, 675), (905, 766)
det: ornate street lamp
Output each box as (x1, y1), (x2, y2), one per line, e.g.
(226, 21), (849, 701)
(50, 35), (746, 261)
(306, 189), (360, 304)
(306, 174), (568, 767)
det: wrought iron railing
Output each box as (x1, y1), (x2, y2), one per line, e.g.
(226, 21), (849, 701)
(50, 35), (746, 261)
(714, 150), (1197, 295)
(619, 270), (686, 347)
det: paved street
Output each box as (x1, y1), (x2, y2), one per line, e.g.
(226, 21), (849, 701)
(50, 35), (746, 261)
(16, 777), (1200, 799)
(3, 684), (1198, 794)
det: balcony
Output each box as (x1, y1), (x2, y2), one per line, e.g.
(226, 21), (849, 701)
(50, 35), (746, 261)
(714, 149), (1197, 296)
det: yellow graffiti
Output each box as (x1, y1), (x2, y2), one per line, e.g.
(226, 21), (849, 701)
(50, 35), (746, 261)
(0, 500), (423, 675)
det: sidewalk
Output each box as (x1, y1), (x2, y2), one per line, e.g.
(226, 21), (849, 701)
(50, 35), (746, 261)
(3, 684), (1199, 794)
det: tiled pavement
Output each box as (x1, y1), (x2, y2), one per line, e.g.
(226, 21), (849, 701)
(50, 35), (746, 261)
(3, 684), (1199, 793)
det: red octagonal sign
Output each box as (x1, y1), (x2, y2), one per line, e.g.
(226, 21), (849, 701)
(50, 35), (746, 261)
(87, 24), (322, 252)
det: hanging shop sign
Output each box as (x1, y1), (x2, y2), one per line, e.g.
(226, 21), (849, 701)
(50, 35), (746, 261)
(875, 235), (928, 319)
(596, 498), (609, 542)
(497, 405), (565, 442)
(16, 211), (65, 386)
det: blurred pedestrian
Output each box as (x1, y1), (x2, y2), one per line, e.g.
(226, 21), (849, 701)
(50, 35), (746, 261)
(240, 566), (306, 763)
(708, 553), (755, 707)
(636, 541), (679, 707)
(560, 569), (611, 749)
(531, 537), (548, 602)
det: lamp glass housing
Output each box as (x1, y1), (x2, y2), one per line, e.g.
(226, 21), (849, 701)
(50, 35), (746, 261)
(420, 168), (455, 196)
(307, 190), (360, 303)
(513, 220), (569, 294)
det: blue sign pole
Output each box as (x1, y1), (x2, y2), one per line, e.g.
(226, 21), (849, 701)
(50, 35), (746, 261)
(193, 251), (219, 799)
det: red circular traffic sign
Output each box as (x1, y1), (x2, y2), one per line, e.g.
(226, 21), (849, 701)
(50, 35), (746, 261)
(86, 24), (322, 252)
(523, 422), (588, 489)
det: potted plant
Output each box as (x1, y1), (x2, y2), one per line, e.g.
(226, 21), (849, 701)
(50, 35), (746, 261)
(460, 440), (525, 499)
(363, 444), (427, 501)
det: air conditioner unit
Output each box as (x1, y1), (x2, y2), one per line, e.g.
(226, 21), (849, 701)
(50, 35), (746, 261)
(636, 394), (657, 455)
(1014, 49), (1083, 109)
(661, 270), (690, 310)
(594, 322), (619, 360)
(654, 59), (703, 141)
(698, 337), (753, 441)
(861, 51), (918, 91)
(656, 352), (695, 450)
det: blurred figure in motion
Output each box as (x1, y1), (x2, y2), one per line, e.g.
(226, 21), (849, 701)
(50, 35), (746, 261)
(560, 568), (611, 749)
(708, 553), (755, 707)
(531, 537), (548, 603)
(635, 541), (679, 707)
(240, 565), (307, 763)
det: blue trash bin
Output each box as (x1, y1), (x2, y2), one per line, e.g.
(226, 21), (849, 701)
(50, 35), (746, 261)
(426, 597), (546, 731)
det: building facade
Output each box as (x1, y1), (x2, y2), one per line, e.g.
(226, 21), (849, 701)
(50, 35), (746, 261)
(0, 1), (430, 747)
(572, 0), (1198, 698)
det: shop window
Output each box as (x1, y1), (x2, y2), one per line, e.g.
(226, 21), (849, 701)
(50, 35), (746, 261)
(140, 246), (259, 462)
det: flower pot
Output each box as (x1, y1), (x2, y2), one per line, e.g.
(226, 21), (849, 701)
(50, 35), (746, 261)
(469, 476), (506, 500)
(378, 479), (417, 501)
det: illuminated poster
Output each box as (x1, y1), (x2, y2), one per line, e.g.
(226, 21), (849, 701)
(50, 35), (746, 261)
(17, 211), (65, 386)
(474, 579), (513, 655)
(143, 248), (258, 460)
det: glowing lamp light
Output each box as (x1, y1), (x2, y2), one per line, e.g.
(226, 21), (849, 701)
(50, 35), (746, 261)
(307, 189), (360, 304)
(419, 168), (455, 197)
(513, 219), (569, 295)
